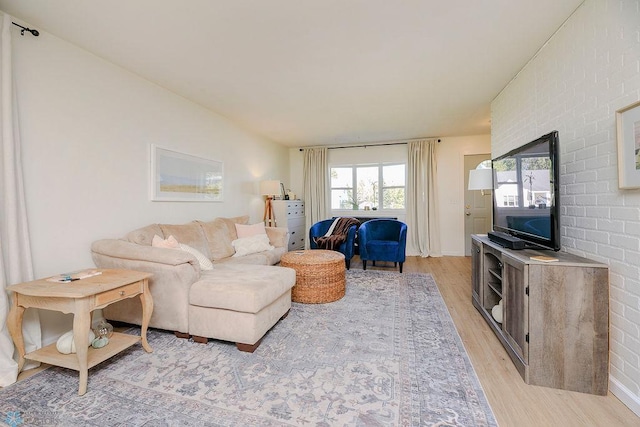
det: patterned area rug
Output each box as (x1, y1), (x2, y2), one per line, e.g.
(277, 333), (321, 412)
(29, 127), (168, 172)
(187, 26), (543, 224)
(0, 271), (497, 426)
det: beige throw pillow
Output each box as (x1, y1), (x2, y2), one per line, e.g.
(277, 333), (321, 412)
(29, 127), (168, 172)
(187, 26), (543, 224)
(235, 222), (267, 239)
(151, 234), (179, 249)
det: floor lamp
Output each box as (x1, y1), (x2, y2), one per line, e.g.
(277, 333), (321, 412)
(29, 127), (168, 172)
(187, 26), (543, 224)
(260, 180), (281, 226)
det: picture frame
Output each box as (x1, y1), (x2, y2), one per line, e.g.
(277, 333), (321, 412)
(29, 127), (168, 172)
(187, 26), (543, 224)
(150, 145), (223, 202)
(616, 100), (640, 189)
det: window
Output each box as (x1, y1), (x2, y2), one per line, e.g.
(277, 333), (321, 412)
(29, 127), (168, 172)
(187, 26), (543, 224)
(330, 164), (405, 210)
(494, 155), (552, 208)
(503, 194), (519, 207)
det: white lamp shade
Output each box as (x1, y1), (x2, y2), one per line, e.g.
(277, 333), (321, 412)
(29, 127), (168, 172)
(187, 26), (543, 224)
(468, 169), (493, 191)
(260, 180), (281, 196)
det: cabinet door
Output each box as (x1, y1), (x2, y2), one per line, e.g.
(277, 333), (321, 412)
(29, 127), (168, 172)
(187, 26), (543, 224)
(471, 237), (482, 306)
(502, 254), (529, 364)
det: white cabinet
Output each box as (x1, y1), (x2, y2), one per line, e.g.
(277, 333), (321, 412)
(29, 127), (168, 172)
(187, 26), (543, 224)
(272, 200), (305, 250)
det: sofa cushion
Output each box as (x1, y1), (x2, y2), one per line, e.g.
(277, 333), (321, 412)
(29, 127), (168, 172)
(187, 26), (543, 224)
(198, 216), (249, 260)
(265, 227), (288, 248)
(160, 221), (210, 259)
(190, 264), (295, 314)
(215, 246), (286, 266)
(126, 224), (163, 246)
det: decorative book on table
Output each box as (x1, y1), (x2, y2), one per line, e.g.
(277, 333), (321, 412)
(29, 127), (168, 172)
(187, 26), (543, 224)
(47, 269), (102, 283)
(529, 255), (559, 263)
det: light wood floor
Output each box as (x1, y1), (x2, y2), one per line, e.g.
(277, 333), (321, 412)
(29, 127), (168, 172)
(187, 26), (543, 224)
(359, 255), (638, 427)
(14, 256), (640, 426)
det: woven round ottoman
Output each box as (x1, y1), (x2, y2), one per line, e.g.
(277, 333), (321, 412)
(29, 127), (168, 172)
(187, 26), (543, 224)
(280, 250), (346, 303)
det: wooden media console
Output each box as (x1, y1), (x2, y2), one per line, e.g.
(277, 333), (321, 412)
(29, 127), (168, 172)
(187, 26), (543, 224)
(471, 234), (609, 395)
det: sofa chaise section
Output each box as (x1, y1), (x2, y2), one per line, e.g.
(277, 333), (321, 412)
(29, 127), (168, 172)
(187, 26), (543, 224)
(189, 264), (295, 351)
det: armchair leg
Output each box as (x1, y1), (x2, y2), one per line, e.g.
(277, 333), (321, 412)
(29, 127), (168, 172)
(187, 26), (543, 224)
(345, 259), (351, 270)
(363, 260), (367, 270)
(399, 262), (403, 273)
(372, 260), (376, 266)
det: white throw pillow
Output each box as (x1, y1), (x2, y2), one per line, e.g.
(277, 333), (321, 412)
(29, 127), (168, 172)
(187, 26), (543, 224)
(179, 243), (213, 270)
(232, 234), (274, 257)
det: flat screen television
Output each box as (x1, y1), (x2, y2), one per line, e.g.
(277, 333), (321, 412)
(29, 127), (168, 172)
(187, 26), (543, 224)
(491, 131), (560, 251)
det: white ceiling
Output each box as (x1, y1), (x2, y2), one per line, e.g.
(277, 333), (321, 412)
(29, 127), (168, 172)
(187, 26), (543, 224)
(0, 0), (583, 147)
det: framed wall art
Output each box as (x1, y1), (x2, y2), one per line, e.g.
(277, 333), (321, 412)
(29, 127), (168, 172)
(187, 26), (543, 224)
(150, 145), (223, 201)
(616, 100), (640, 189)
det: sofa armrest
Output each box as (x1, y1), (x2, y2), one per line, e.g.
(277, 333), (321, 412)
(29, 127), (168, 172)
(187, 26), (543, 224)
(265, 227), (290, 249)
(91, 239), (199, 334)
(91, 239), (200, 268)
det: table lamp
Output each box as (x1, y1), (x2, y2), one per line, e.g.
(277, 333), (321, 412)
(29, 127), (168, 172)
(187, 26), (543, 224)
(468, 168), (493, 196)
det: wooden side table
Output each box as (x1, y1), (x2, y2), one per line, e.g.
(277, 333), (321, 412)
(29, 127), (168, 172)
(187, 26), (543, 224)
(7, 269), (153, 396)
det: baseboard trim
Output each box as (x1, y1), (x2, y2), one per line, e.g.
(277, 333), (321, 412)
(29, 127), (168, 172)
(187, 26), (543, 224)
(441, 251), (463, 257)
(610, 376), (640, 417)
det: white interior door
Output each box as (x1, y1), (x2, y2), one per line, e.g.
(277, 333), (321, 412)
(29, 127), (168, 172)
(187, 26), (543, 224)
(464, 154), (492, 256)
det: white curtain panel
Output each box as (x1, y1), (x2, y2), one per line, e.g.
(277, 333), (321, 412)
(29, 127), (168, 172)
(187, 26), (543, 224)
(406, 139), (442, 257)
(302, 147), (328, 246)
(0, 13), (42, 387)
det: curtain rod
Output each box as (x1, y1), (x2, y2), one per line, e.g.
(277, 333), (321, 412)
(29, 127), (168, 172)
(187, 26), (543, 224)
(298, 137), (441, 151)
(12, 22), (39, 37)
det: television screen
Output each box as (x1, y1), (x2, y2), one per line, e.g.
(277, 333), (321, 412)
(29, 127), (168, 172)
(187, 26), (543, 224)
(492, 131), (560, 251)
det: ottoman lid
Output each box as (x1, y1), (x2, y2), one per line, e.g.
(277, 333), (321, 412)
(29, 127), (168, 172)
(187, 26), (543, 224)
(189, 264), (295, 314)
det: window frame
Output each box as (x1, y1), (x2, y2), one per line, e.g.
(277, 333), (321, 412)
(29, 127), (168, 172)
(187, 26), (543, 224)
(329, 162), (406, 213)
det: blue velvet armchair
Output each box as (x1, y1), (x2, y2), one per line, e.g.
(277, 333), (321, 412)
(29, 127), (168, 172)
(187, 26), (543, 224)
(358, 219), (407, 273)
(309, 219), (358, 269)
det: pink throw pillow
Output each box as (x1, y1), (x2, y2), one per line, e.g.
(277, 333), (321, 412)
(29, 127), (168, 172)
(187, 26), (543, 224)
(235, 222), (267, 239)
(152, 234), (180, 249)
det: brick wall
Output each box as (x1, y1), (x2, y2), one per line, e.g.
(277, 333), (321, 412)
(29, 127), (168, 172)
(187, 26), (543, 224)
(492, 0), (640, 414)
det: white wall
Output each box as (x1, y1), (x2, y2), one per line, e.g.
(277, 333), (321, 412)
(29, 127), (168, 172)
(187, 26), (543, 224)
(289, 134), (491, 256)
(9, 22), (289, 342)
(436, 135), (491, 255)
(491, 0), (640, 415)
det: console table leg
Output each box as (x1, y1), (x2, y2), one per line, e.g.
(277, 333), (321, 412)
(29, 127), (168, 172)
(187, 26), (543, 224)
(7, 299), (26, 372)
(139, 279), (154, 353)
(73, 306), (91, 396)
